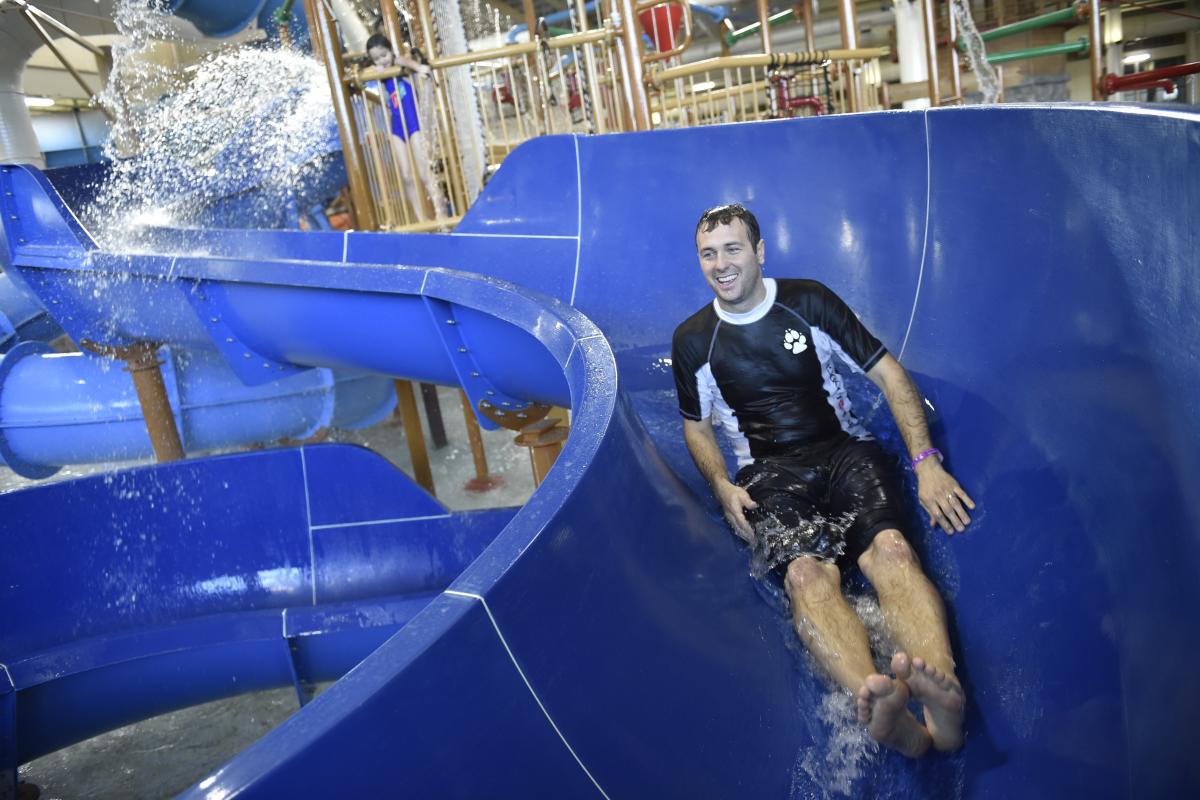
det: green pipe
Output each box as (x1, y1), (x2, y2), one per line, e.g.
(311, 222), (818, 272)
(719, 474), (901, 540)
(724, 8), (796, 46)
(985, 38), (1089, 64)
(958, 5), (1082, 51)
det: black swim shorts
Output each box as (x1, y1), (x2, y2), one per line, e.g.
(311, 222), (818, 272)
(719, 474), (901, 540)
(735, 435), (905, 572)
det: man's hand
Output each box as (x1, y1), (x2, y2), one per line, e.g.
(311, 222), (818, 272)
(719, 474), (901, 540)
(715, 481), (759, 545)
(915, 460), (975, 534)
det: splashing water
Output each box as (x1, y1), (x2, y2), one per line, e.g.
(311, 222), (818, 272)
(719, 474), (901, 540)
(748, 508), (858, 579)
(952, 0), (1001, 104)
(89, 1), (338, 246)
(791, 691), (879, 799)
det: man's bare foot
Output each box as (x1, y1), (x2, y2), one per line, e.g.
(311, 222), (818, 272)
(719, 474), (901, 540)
(892, 652), (965, 752)
(855, 674), (931, 758)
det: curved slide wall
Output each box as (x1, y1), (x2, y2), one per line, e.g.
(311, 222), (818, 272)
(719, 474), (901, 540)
(0, 105), (1197, 798)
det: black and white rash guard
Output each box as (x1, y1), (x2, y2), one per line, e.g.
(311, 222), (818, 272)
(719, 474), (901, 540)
(672, 278), (887, 468)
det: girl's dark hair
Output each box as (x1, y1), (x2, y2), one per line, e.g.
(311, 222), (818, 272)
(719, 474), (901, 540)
(365, 33), (392, 52)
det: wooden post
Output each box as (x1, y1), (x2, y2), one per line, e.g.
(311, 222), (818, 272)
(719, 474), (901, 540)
(922, 0), (942, 106)
(757, 0), (773, 54)
(514, 418), (568, 486)
(837, 0), (862, 112)
(304, 0), (377, 229)
(81, 341), (184, 463)
(394, 379), (435, 494)
(1088, 0), (1104, 100)
(614, 0), (651, 129)
(459, 390), (503, 491)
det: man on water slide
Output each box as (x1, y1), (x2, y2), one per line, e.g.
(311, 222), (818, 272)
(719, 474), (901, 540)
(672, 203), (975, 757)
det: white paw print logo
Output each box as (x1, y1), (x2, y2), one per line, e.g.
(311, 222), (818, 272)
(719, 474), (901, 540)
(783, 328), (807, 354)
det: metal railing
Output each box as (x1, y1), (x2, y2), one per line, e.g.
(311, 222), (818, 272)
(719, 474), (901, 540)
(646, 49), (889, 126)
(309, 0), (892, 233)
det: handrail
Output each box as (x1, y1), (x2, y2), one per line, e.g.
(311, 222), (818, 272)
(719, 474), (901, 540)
(352, 29), (616, 85)
(648, 49), (889, 85)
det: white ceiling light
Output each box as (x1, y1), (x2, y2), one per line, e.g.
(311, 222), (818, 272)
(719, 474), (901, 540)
(24, 96), (56, 108)
(690, 80), (716, 92)
(1122, 52), (1151, 65)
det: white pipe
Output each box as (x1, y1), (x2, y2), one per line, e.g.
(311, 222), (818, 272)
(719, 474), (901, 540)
(0, 26), (47, 166)
(893, 0), (929, 110)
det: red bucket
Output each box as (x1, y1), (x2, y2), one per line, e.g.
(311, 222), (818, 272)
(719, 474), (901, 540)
(638, 3), (684, 52)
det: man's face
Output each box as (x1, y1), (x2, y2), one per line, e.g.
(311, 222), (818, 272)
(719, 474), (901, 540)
(368, 46), (395, 70)
(696, 219), (766, 313)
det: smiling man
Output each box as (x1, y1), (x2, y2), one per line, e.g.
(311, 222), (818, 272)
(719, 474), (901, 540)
(671, 203), (976, 758)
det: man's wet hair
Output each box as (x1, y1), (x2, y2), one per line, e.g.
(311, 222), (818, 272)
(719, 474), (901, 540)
(695, 203), (761, 249)
(365, 33), (392, 53)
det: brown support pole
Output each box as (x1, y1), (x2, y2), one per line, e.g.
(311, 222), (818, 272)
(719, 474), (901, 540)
(381, 0), (406, 55)
(420, 383), (448, 448)
(1088, 0), (1104, 100)
(797, 2), (818, 95)
(946, 0), (962, 103)
(615, 0), (651, 130)
(837, 0), (861, 112)
(522, 0), (546, 132)
(304, 0), (377, 230)
(395, 379), (435, 494)
(514, 418), (567, 486)
(458, 390), (503, 491)
(82, 341), (184, 463)
(757, 0), (773, 54)
(922, 0), (942, 106)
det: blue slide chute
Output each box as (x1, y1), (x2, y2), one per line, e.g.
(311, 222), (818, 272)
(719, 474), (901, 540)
(1, 105), (1198, 799)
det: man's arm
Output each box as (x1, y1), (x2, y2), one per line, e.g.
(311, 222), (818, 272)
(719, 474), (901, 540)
(866, 353), (976, 534)
(683, 417), (759, 543)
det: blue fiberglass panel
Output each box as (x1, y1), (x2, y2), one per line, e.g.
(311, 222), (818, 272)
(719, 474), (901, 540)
(300, 443), (445, 526)
(346, 231), (578, 300)
(458, 135), (580, 238)
(312, 509), (517, 602)
(905, 106), (1200, 798)
(568, 114), (928, 357)
(0, 450), (310, 656)
(179, 595), (605, 799)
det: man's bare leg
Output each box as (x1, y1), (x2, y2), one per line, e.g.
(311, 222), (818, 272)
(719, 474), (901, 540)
(784, 556), (931, 758)
(857, 530), (965, 751)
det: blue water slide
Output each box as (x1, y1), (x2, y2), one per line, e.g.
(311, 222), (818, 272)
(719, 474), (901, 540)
(1, 104), (1199, 799)
(0, 341), (395, 478)
(0, 270), (60, 353)
(161, 0), (270, 39)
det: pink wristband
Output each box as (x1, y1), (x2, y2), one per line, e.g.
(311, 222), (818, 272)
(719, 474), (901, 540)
(910, 448), (943, 470)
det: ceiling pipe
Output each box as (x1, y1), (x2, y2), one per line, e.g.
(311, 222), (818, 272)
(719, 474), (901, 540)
(681, 7), (896, 62)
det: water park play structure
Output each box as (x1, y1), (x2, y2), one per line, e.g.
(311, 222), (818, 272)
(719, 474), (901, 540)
(2, 102), (1198, 798)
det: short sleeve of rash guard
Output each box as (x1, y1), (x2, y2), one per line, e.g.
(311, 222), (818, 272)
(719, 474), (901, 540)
(671, 333), (705, 421)
(806, 281), (887, 371)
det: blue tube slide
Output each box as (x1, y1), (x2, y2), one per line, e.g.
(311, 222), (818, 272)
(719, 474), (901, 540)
(0, 271), (60, 353)
(160, 0), (270, 39)
(0, 341), (395, 478)
(2, 104), (1199, 799)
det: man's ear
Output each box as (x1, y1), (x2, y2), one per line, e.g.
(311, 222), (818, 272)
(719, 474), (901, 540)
(756, 239), (765, 265)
